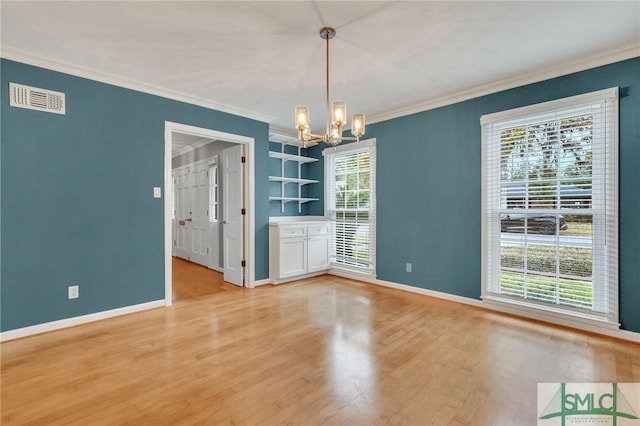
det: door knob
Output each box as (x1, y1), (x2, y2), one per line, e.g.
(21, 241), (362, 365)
(185, 218), (192, 222)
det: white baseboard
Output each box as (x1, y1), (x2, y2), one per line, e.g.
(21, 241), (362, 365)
(329, 271), (640, 344)
(0, 300), (165, 342)
(271, 271), (328, 285)
(253, 278), (272, 287)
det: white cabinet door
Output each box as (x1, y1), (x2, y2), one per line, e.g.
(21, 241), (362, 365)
(270, 222), (330, 282)
(279, 237), (307, 278)
(307, 235), (330, 273)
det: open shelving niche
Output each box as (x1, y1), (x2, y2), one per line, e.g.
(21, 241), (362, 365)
(269, 134), (320, 213)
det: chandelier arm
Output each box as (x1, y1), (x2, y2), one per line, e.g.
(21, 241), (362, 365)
(305, 136), (325, 144)
(304, 132), (325, 140)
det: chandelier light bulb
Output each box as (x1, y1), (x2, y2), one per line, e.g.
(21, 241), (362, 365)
(295, 106), (309, 130)
(351, 113), (366, 137)
(332, 101), (346, 127)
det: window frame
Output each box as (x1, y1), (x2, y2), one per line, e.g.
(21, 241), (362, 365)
(481, 88), (619, 330)
(323, 138), (377, 276)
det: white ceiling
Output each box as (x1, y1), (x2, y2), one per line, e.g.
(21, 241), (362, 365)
(2, 1), (639, 139)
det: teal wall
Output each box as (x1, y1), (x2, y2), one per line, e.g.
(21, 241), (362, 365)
(368, 57), (640, 333)
(3, 57), (638, 334)
(1, 59), (270, 332)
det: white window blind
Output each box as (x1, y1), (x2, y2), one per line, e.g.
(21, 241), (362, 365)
(324, 139), (376, 275)
(481, 88), (618, 327)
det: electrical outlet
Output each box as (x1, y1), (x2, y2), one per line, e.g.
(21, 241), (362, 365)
(406, 263), (412, 273)
(68, 285), (79, 299)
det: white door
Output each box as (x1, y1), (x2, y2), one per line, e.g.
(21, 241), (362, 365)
(173, 162), (212, 266)
(188, 162), (210, 265)
(174, 167), (189, 259)
(207, 162), (221, 270)
(222, 144), (244, 286)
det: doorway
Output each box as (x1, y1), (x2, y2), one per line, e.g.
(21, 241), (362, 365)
(164, 121), (255, 306)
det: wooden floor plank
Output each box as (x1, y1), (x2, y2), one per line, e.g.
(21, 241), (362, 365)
(1, 260), (638, 425)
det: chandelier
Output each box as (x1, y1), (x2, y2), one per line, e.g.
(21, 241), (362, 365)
(294, 27), (365, 147)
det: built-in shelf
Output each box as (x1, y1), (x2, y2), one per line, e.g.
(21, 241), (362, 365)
(268, 151), (319, 164)
(269, 176), (319, 185)
(269, 136), (320, 213)
(269, 197), (319, 203)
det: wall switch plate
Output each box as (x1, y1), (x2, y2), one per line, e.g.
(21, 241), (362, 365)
(153, 187), (162, 198)
(406, 263), (412, 273)
(68, 285), (79, 299)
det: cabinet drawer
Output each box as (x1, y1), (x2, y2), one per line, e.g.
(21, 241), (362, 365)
(307, 222), (330, 236)
(280, 226), (307, 238)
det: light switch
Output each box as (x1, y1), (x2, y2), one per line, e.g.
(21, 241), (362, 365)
(153, 187), (162, 198)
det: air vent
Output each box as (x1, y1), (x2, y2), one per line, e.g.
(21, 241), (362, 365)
(9, 83), (65, 115)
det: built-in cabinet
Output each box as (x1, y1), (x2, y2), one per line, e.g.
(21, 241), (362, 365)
(270, 221), (330, 283)
(269, 139), (319, 213)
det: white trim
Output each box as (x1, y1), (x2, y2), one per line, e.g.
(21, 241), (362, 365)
(482, 295), (618, 328)
(0, 300), (165, 342)
(367, 44), (639, 126)
(328, 266), (376, 280)
(321, 138), (376, 156)
(4, 45), (636, 134)
(253, 278), (272, 287)
(480, 87), (618, 124)
(165, 121), (256, 307)
(480, 87), (619, 331)
(482, 299), (636, 342)
(328, 271), (640, 344)
(329, 269), (483, 307)
(1, 48), (272, 124)
(323, 138), (377, 275)
(268, 215), (327, 224)
(271, 271), (329, 285)
(172, 138), (221, 159)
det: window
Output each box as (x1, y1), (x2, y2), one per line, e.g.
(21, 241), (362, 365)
(324, 139), (376, 275)
(208, 164), (218, 223)
(481, 88), (618, 329)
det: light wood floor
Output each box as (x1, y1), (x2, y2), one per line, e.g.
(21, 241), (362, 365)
(171, 257), (239, 302)
(1, 263), (638, 425)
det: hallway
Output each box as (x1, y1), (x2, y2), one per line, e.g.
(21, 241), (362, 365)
(172, 257), (240, 302)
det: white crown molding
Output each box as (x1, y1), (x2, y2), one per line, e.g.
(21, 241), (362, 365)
(367, 43), (640, 126)
(0, 47), (274, 124)
(268, 126), (303, 146)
